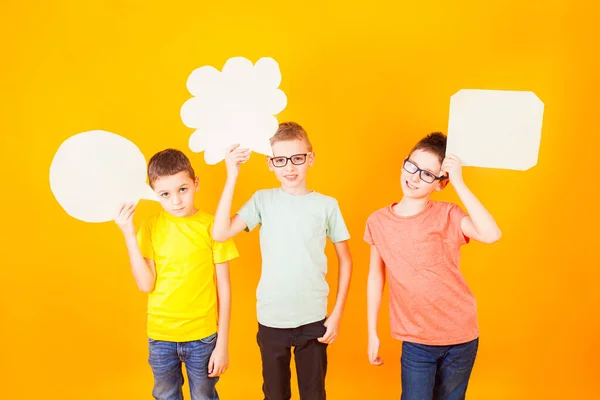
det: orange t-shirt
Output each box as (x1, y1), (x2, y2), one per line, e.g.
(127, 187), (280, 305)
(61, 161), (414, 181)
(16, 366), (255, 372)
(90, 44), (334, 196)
(364, 201), (478, 345)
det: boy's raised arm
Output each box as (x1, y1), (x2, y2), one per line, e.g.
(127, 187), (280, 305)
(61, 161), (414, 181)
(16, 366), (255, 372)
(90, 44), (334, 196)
(442, 154), (502, 244)
(114, 202), (156, 293)
(213, 145), (251, 242)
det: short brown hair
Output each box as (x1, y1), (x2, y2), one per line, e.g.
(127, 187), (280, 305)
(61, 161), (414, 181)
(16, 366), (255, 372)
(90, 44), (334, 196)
(147, 149), (195, 187)
(409, 132), (447, 164)
(270, 121), (313, 151)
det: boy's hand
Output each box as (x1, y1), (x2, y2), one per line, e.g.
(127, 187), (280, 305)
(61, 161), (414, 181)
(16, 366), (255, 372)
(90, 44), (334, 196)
(208, 343), (229, 377)
(441, 153), (464, 185)
(318, 313), (341, 344)
(225, 144), (251, 179)
(114, 202), (136, 236)
(368, 334), (384, 366)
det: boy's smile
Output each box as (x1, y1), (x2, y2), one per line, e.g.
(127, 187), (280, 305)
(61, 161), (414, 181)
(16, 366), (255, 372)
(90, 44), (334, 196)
(405, 180), (419, 191)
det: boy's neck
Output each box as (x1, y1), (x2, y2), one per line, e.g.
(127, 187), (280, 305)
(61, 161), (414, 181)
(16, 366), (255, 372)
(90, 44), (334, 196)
(394, 196), (431, 217)
(280, 184), (311, 196)
(186, 207), (199, 217)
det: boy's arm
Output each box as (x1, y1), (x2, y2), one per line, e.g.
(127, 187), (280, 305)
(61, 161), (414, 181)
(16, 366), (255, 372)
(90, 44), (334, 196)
(208, 261), (231, 377)
(367, 245), (385, 366)
(318, 240), (352, 345)
(212, 145), (251, 242)
(123, 233), (157, 293)
(114, 203), (156, 293)
(442, 154), (502, 244)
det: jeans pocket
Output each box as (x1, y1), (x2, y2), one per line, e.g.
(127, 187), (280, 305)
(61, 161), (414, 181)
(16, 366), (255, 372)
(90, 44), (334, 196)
(199, 333), (217, 344)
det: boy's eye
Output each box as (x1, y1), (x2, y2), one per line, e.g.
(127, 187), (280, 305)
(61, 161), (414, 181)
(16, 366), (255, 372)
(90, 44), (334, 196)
(423, 171), (435, 179)
(292, 156), (304, 162)
(161, 193), (169, 197)
(180, 188), (187, 193)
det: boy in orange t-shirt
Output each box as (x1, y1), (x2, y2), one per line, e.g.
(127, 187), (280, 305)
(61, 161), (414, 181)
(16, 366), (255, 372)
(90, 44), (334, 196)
(365, 132), (502, 400)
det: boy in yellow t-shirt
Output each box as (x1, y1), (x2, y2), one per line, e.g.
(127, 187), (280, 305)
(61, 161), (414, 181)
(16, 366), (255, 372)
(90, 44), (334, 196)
(115, 149), (238, 400)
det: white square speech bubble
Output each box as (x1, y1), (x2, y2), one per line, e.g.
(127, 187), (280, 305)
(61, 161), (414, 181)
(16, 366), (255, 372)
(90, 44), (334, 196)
(446, 89), (544, 171)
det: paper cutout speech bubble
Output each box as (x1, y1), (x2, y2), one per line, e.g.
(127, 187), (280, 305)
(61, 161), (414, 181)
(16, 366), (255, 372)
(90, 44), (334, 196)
(446, 89), (544, 171)
(49, 130), (158, 223)
(181, 57), (287, 164)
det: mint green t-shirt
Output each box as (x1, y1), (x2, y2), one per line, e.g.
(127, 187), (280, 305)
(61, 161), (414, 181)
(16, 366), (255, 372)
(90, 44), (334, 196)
(237, 188), (350, 328)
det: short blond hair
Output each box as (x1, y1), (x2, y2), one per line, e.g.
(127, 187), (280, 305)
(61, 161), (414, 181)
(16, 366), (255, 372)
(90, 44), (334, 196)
(269, 121), (313, 151)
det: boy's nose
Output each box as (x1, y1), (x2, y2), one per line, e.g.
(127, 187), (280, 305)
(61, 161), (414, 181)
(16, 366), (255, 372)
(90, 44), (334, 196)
(172, 195), (182, 205)
(410, 172), (421, 183)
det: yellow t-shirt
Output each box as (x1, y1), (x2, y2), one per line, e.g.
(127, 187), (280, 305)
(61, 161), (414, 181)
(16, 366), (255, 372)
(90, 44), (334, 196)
(137, 210), (239, 342)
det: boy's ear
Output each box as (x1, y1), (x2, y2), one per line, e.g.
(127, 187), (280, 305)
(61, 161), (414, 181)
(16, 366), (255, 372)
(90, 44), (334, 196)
(266, 156), (274, 171)
(436, 178), (449, 191)
(194, 176), (200, 191)
(308, 151), (315, 166)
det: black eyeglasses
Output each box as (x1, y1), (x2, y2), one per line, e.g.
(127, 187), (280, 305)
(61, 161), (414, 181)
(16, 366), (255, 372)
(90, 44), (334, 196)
(403, 159), (447, 184)
(269, 152), (312, 168)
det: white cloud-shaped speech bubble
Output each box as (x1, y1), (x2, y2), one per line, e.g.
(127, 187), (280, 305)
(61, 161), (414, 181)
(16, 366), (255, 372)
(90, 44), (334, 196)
(49, 130), (158, 223)
(180, 57), (287, 164)
(446, 89), (544, 171)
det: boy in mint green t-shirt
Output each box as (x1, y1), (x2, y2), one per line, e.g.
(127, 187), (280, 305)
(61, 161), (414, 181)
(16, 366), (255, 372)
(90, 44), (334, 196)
(212, 122), (353, 400)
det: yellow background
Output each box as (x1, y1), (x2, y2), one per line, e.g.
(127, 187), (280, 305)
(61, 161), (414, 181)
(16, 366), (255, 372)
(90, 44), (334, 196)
(2, 1), (598, 398)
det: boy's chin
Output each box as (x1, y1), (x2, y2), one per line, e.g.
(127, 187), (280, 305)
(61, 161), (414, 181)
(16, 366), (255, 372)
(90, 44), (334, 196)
(278, 177), (304, 188)
(166, 207), (194, 217)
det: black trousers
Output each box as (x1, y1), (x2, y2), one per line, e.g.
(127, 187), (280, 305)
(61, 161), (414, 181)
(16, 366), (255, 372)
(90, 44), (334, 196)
(257, 319), (328, 400)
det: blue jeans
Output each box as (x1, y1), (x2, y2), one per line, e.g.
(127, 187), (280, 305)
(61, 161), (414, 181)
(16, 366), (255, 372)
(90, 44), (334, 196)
(401, 338), (479, 400)
(148, 333), (219, 400)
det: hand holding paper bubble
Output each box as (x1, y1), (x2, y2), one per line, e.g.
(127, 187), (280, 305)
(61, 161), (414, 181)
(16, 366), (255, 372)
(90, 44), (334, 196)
(224, 144), (251, 179)
(49, 130), (158, 223)
(114, 202), (137, 236)
(440, 153), (464, 184)
(181, 57), (287, 165)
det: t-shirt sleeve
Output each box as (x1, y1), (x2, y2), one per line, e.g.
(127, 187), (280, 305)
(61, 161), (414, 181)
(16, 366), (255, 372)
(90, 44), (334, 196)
(448, 204), (470, 245)
(136, 219), (155, 260)
(212, 237), (240, 264)
(326, 201), (351, 243)
(237, 191), (262, 232)
(364, 216), (374, 245)
(208, 219), (240, 263)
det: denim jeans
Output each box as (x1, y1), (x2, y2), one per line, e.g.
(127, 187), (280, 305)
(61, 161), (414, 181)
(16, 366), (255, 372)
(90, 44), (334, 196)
(148, 333), (219, 400)
(257, 320), (328, 400)
(401, 338), (479, 400)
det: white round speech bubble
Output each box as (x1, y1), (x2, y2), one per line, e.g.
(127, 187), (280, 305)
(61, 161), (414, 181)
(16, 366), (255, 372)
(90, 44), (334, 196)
(49, 130), (158, 223)
(181, 56), (287, 165)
